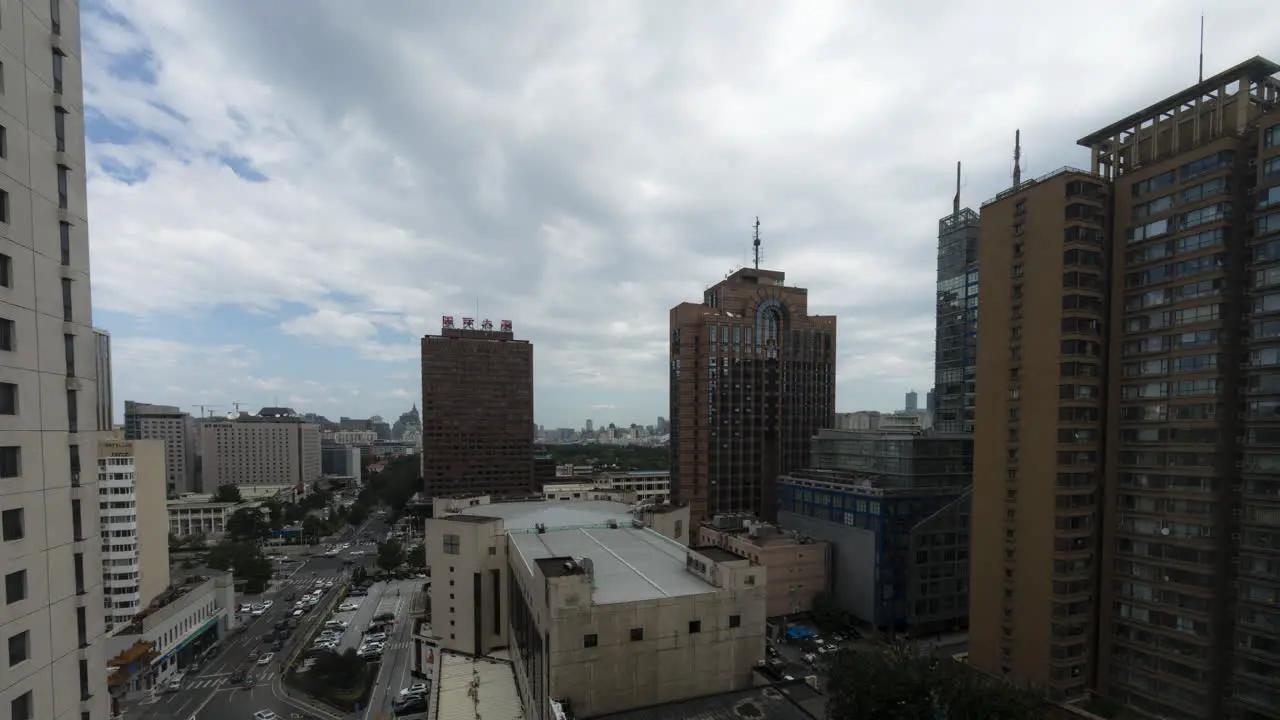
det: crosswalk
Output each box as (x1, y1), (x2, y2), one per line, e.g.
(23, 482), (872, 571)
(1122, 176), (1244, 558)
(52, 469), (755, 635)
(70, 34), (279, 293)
(182, 670), (277, 690)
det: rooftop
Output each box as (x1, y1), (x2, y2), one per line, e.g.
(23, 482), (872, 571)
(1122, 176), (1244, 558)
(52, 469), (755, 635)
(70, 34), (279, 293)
(691, 546), (746, 563)
(436, 650), (524, 720)
(510, 527), (716, 604)
(456, 499), (634, 531)
(590, 683), (822, 720)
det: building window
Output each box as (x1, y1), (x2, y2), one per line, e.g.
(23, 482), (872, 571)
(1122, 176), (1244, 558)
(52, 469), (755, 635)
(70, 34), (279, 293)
(487, 546), (496, 555)
(50, 0), (61, 34)
(61, 278), (72, 320)
(79, 657), (89, 699)
(0, 318), (13, 351)
(60, 222), (71, 266)
(0, 382), (15, 414)
(64, 333), (74, 376)
(66, 389), (77, 432)
(0, 125), (7, 158)
(443, 534), (460, 555)
(10, 691), (32, 720)
(7, 629), (29, 665)
(71, 498), (81, 540)
(630, 627), (644, 641)
(583, 633), (598, 648)
(69, 445), (79, 486)
(57, 164), (68, 209)
(73, 551), (84, 593)
(729, 614), (741, 628)
(54, 108), (66, 152)
(76, 605), (86, 646)
(52, 50), (64, 94)
(0, 191), (9, 224)
(4, 569), (25, 603)
(1, 508), (22, 540)
(688, 620), (701, 634)
(0, 447), (17, 477)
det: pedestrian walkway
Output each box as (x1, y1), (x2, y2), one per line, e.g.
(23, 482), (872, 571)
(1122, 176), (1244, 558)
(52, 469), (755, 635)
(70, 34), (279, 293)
(182, 670), (278, 690)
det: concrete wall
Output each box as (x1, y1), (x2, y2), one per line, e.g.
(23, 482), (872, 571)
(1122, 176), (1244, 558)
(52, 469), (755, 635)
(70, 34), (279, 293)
(778, 511), (877, 623)
(698, 525), (829, 617)
(426, 516), (508, 655)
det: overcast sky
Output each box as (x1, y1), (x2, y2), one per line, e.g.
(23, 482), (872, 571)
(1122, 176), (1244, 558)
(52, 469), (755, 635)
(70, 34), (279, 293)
(85, 0), (1280, 428)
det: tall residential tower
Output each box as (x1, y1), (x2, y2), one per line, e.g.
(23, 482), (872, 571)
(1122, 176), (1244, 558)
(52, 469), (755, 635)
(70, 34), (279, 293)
(421, 317), (535, 498)
(669, 266), (836, 521)
(935, 163), (981, 434)
(0, 2), (111, 718)
(970, 57), (1280, 720)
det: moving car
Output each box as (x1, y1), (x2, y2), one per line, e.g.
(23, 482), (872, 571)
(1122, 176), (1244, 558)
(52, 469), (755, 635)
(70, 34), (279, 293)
(257, 653), (274, 666)
(254, 711), (280, 720)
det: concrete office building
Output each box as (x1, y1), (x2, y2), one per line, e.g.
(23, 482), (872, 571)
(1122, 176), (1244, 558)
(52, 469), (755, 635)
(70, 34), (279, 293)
(904, 389), (918, 412)
(91, 328), (110, 431)
(320, 441), (361, 480)
(421, 317), (535, 498)
(777, 428), (972, 633)
(697, 517), (829, 618)
(970, 57), (1280, 719)
(124, 401), (197, 496)
(670, 266), (837, 521)
(425, 496), (765, 719)
(0, 4), (112, 720)
(198, 407), (320, 494)
(97, 436), (168, 631)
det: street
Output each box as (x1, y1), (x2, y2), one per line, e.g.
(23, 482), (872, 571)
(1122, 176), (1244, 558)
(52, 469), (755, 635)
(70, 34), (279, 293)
(125, 514), (393, 720)
(352, 578), (425, 720)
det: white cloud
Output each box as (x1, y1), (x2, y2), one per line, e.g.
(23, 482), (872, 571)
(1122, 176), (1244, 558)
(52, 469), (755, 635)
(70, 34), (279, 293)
(83, 0), (1280, 424)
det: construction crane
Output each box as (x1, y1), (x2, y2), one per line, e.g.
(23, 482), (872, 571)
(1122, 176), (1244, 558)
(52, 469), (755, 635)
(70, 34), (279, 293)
(190, 405), (219, 418)
(231, 402), (246, 414)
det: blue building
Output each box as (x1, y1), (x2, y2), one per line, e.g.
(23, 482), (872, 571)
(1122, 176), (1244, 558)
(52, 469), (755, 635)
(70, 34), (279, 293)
(777, 428), (972, 634)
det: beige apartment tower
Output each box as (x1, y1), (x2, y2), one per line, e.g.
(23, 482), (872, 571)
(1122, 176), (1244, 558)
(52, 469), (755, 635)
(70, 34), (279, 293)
(0, 3), (111, 720)
(97, 436), (169, 631)
(972, 57), (1280, 720)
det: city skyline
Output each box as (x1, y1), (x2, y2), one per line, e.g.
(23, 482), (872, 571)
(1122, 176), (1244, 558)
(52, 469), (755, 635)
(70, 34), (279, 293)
(79, 1), (1279, 430)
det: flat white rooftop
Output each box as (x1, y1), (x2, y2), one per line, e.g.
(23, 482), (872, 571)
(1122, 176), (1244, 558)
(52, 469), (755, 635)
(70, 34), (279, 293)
(436, 650), (524, 720)
(457, 499), (633, 530)
(510, 526), (716, 604)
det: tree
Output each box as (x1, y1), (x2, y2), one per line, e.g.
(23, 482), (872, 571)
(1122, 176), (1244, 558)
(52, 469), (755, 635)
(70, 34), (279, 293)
(225, 507), (269, 541)
(205, 541), (273, 593)
(810, 592), (845, 632)
(826, 641), (1043, 720)
(376, 539), (405, 573)
(301, 516), (325, 544)
(346, 503), (370, 527)
(305, 649), (367, 693)
(211, 485), (242, 503)
(405, 541), (426, 569)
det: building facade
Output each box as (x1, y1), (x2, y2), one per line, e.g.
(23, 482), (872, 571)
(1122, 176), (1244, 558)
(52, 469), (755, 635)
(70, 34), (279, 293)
(970, 56), (1280, 720)
(124, 401), (197, 496)
(421, 318), (534, 498)
(776, 428), (972, 633)
(97, 437), (169, 631)
(425, 497), (765, 720)
(0, 4), (111, 719)
(92, 328), (111, 431)
(669, 267), (837, 521)
(697, 517), (830, 618)
(935, 204), (981, 434)
(198, 408), (320, 493)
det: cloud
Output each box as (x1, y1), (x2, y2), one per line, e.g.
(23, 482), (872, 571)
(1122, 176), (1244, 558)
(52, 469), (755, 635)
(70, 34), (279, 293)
(82, 0), (1280, 424)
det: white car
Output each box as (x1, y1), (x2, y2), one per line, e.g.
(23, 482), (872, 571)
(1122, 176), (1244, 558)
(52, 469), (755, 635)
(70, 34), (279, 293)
(365, 633), (387, 643)
(261, 600), (274, 609)
(338, 602), (359, 612)
(399, 683), (428, 697)
(250, 604), (265, 617)
(257, 653), (274, 666)
(254, 711), (280, 720)
(239, 604), (251, 613)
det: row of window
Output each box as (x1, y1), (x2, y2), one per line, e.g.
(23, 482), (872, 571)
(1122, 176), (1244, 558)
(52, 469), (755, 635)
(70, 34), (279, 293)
(582, 615), (742, 648)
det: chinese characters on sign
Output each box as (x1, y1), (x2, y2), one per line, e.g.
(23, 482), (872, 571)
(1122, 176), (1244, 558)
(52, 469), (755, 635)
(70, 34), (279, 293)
(441, 316), (455, 329)
(481, 319), (493, 331)
(442, 316), (514, 333)
(500, 320), (513, 332)
(462, 317), (475, 329)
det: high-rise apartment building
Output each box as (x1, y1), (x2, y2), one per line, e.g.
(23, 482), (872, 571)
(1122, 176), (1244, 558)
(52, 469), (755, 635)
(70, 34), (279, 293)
(971, 57), (1280, 720)
(904, 389), (919, 411)
(92, 328), (111, 431)
(935, 177), (981, 434)
(421, 317), (534, 498)
(669, 267), (836, 521)
(198, 408), (321, 494)
(97, 436), (168, 631)
(0, 2), (111, 718)
(124, 401), (197, 495)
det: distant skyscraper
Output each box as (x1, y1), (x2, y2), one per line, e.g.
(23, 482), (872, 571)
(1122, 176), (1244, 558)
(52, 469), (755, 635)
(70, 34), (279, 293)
(585, 419), (594, 433)
(421, 316), (534, 498)
(926, 388), (936, 414)
(904, 389), (918, 412)
(935, 162), (980, 433)
(670, 266), (836, 521)
(124, 401), (198, 494)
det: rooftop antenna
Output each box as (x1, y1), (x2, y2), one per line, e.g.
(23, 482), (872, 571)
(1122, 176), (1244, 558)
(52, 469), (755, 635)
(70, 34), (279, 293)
(1198, 13), (1205, 83)
(752, 217), (761, 269)
(1012, 129), (1022, 188)
(953, 161), (961, 215)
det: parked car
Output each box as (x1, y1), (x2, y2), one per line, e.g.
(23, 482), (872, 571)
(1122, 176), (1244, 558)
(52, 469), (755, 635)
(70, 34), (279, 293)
(257, 653), (274, 666)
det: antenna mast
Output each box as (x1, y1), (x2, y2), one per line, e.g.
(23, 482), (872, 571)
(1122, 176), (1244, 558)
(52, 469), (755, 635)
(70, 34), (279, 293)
(953, 161), (961, 215)
(752, 217), (761, 269)
(1198, 13), (1205, 83)
(1013, 130), (1022, 187)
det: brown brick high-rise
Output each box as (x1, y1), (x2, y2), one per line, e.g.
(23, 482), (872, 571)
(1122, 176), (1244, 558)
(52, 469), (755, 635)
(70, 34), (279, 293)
(421, 318), (534, 498)
(670, 268), (837, 521)
(970, 57), (1280, 720)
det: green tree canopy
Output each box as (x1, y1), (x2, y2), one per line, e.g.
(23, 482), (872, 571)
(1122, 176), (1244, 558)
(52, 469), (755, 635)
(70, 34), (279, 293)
(376, 539), (405, 573)
(301, 515), (325, 543)
(211, 485), (242, 503)
(307, 648), (367, 692)
(535, 444), (669, 471)
(225, 507), (269, 540)
(205, 541), (273, 593)
(826, 642), (1044, 720)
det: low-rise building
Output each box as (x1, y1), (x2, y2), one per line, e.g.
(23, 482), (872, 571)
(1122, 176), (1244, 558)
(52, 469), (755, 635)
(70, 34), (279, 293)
(425, 495), (765, 719)
(106, 574), (236, 699)
(697, 517), (830, 618)
(166, 485), (292, 540)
